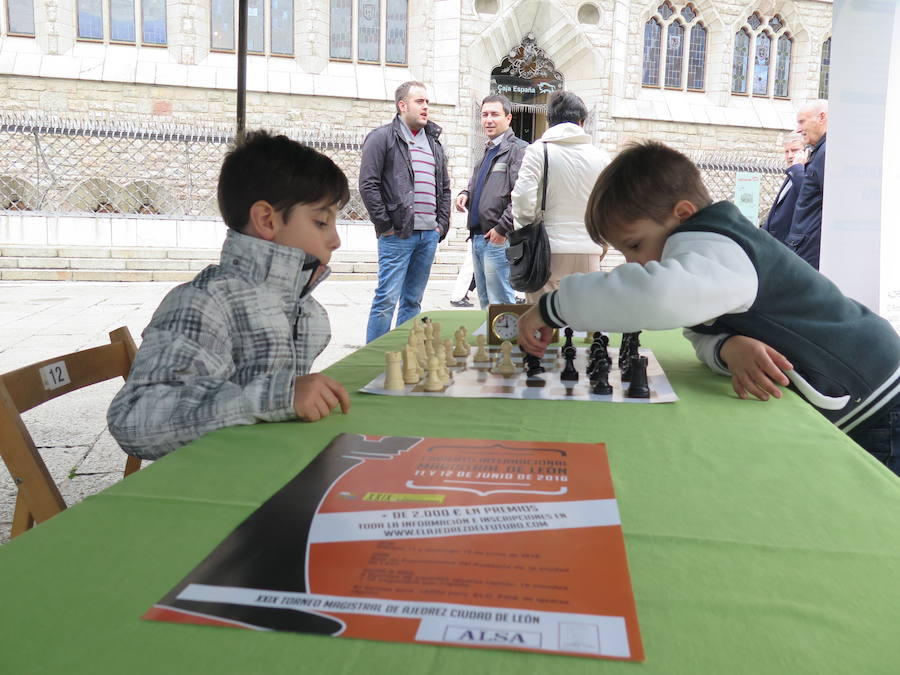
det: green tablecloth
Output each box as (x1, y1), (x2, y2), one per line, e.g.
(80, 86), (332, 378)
(2, 311), (899, 674)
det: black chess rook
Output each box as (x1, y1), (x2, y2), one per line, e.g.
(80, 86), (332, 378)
(626, 355), (650, 398)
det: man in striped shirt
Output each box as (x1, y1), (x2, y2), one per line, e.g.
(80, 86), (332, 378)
(359, 81), (452, 342)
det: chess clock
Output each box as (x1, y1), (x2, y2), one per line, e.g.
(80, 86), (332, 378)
(487, 303), (529, 345)
(487, 303), (559, 345)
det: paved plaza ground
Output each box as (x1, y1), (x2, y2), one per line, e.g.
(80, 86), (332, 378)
(0, 278), (460, 543)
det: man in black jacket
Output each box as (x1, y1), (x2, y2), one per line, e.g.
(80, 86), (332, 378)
(455, 94), (528, 307)
(787, 100), (828, 269)
(762, 132), (807, 246)
(359, 81), (451, 342)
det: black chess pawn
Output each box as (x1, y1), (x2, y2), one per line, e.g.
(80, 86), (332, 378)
(626, 355), (650, 398)
(563, 327), (574, 352)
(591, 360), (613, 395)
(561, 345), (579, 381)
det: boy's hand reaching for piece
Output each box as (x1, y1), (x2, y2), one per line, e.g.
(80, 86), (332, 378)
(293, 373), (351, 422)
(719, 335), (793, 401)
(517, 305), (553, 357)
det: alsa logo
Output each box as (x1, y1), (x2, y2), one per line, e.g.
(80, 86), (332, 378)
(445, 626), (541, 648)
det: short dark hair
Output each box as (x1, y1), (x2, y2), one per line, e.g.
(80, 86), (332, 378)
(547, 90), (589, 127)
(217, 130), (350, 232)
(585, 141), (712, 248)
(481, 94), (512, 116)
(395, 81), (426, 113)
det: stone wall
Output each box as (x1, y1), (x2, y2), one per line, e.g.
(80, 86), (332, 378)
(0, 0), (833, 235)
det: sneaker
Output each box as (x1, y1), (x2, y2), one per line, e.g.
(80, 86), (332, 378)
(450, 297), (473, 307)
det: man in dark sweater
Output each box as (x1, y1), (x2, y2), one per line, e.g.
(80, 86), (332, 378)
(786, 100), (828, 269)
(517, 141), (900, 476)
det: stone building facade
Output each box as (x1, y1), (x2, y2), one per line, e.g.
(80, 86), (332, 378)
(0, 0), (833, 263)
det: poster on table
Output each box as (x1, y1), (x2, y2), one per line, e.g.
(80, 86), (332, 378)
(145, 434), (644, 661)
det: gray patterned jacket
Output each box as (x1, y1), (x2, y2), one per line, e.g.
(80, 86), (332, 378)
(107, 229), (331, 459)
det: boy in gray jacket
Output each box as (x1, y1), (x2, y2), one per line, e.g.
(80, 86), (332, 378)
(518, 141), (900, 475)
(108, 131), (351, 460)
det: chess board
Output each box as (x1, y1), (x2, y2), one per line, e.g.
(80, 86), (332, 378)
(360, 344), (678, 403)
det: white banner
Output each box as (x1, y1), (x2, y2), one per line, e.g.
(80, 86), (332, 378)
(306, 499), (621, 543)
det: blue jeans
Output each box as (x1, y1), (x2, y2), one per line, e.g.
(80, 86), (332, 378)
(848, 402), (900, 477)
(471, 234), (515, 309)
(366, 229), (440, 343)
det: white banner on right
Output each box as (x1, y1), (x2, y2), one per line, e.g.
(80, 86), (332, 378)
(822, 1), (900, 333)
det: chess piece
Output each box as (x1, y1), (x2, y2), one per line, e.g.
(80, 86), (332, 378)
(384, 351), (405, 390)
(443, 339), (456, 367)
(473, 335), (491, 362)
(626, 355), (651, 398)
(403, 346), (420, 384)
(423, 355), (444, 391)
(438, 355), (452, 385)
(560, 345), (579, 382)
(563, 327), (574, 352)
(453, 330), (468, 358)
(494, 341), (517, 375)
(591, 359), (613, 395)
(523, 352), (545, 377)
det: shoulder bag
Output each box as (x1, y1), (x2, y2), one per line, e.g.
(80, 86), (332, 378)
(505, 142), (551, 293)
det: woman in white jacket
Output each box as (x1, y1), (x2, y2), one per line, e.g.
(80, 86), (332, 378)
(511, 91), (611, 303)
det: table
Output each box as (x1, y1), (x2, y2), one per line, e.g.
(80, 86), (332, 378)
(2, 311), (899, 674)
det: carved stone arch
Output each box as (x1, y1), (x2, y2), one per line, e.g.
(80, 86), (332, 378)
(492, 32), (564, 92)
(467, 0), (599, 85)
(466, 1), (600, 143)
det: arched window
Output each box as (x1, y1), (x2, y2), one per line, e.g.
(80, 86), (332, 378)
(774, 34), (792, 98)
(687, 23), (707, 90)
(330, 0), (408, 65)
(753, 32), (771, 95)
(642, 18), (662, 86)
(732, 12), (792, 98)
(818, 37), (831, 99)
(732, 29), (750, 94)
(642, 3), (706, 91)
(664, 21), (685, 88)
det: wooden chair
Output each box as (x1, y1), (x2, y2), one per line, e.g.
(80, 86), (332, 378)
(0, 327), (141, 538)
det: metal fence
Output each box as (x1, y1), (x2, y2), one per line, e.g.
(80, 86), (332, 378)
(1, 113), (785, 224)
(0, 113), (369, 220)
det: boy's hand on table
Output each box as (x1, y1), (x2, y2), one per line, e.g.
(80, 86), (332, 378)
(293, 374), (351, 421)
(719, 335), (793, 402)
(517, 305), (553, 357)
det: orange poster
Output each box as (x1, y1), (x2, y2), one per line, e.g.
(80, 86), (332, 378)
(146, 434), (644, 661)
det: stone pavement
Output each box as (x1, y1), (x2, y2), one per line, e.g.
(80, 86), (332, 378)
(0, 278), (462, 544)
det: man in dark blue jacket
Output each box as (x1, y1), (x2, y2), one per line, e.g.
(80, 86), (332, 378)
(786, 100), (828, 269)
(762, 132), (807, 245)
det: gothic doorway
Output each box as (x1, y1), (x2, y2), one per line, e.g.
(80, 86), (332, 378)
(490, 33), (564, 143)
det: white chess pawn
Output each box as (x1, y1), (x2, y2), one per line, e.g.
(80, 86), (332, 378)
(423, 355), (444, 392)
(443, 339), (456, 367)
(384, 351), (405, 390)
(494, 341), (518, 375)
(453, 329), (468, 357)
(438, 356), (451, 385)
(473, 334), (490, 362)
(403, 345), (420, 384)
